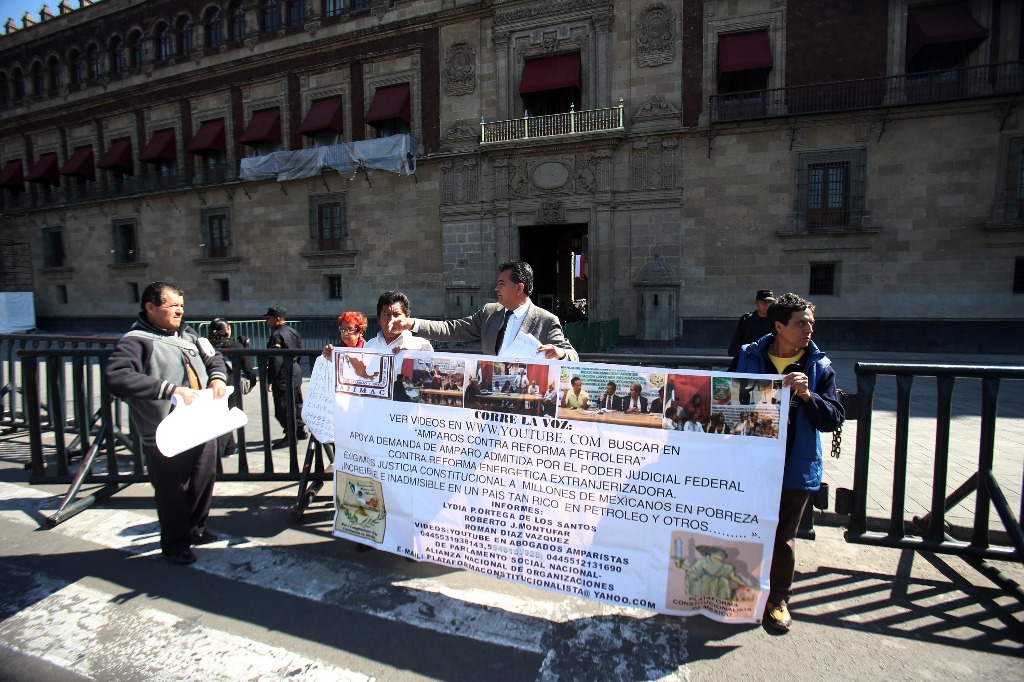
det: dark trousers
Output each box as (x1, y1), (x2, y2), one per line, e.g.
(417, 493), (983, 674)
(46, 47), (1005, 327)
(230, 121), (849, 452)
(145, 439), (217, 555)
(769, 488), (811, 605)
(272, 379), (306, 438)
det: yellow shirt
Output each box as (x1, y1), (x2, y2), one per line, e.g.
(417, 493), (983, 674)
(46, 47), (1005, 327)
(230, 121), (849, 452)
(768, 349), (805, 374)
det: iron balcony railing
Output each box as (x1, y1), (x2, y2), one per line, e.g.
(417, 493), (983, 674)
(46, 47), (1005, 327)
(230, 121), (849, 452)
(709, 61), (1024, 123)
(481, 100), (625, 144)
(0, 164), (239, 214)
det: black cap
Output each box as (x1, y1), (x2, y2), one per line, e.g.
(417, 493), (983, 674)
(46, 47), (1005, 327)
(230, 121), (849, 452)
(264, 306), (286, 317)
(755, 290), (775, 301)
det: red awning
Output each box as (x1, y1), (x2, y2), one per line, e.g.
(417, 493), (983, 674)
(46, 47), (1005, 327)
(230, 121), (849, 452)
(97, 137), (134, 172)
(240, 108), (281, 144)
(364, 85), (410, 123)
(519, 53), (581, 94)
(139, 128), (177, 162)
(186, 119), (226, 153)
(0, 159), (24, 189)
(59, 146), (95, 178)
(907, 4), (989, 59)
(25, 152), (60, 185)
(718, 31), (774, 73)
(299, 97), (344, 135)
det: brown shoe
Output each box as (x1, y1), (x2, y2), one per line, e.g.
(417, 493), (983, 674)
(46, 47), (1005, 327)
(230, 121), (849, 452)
(764, 601), (792, 632)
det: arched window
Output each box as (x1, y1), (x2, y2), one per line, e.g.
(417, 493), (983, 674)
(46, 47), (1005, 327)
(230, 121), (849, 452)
(31, 62), (44, 96)
(262, 0), (280, 34)
(68, 50), (83, 86)
(128, 30), (144, 68)
(86, 44), (100, 81)
(109, 36), (125, 75)
(12, 67), (24, 100)
(47, 56), (61, 92)
(206, 8), (223, 48)
(155, 23), (172, 62)
(286, 0), (306, 26)
(177, 16), (193, 55)
(230, 3), (246, 42)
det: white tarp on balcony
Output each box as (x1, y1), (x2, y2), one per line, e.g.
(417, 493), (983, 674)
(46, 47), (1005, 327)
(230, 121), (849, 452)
(239, 135), (418, 182)
(0, 292), (35, 333)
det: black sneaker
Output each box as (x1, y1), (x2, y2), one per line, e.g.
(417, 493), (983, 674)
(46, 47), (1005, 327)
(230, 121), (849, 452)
(164, 548), (197, 565)
(191, 531), (219, 546)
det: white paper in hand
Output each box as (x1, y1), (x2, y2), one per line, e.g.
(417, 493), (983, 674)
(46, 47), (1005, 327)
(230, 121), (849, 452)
(301, 355), (336, 443)
(155, 386), (248, 457)
(503, 331), (542, 359)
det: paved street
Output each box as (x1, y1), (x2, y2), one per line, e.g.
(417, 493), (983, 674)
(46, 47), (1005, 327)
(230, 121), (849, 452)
(0, 350), (1022, 680)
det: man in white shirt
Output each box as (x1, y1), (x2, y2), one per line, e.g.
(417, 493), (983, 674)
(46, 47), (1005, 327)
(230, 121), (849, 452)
(364, 291), (434, 354)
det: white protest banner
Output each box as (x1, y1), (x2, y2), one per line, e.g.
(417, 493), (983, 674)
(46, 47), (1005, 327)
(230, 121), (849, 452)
(332, 351), (789, 623)
(302, 356), (336, 443)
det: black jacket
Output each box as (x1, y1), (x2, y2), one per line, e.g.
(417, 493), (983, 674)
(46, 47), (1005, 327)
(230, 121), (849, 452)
(266, 323), (302, 385)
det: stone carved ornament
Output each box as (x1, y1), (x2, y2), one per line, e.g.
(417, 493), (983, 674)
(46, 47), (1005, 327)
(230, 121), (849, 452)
(633, 95), (681, 123)
(442, 119), (479, 143)
(539, 200), (565, 224)
(444, 42), (476, 96)
(636, 3), (676, 67)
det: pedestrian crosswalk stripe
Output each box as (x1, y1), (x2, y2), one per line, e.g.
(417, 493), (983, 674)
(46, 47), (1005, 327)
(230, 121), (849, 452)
(0, 563), (372, 682)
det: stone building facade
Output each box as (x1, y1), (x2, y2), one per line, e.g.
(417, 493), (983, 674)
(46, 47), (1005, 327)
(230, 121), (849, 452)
(0, 0), (1021, 351)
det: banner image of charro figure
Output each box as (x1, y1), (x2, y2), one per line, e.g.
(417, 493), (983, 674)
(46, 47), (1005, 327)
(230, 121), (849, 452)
(334, 473), (386, 543)
(667, 532), (761, 619)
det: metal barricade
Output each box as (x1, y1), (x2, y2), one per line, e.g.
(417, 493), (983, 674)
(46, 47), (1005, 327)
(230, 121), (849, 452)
(1, 333), (118, 431)
(17, 346), (332, 526)
(836, 362), (1024, 599)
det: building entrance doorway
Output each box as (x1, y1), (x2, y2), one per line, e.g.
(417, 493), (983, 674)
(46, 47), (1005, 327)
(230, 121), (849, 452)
(519, 223), (588, 322)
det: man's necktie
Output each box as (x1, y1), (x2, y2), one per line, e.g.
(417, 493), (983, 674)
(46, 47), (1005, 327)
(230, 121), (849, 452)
(494, 309), (513, 355)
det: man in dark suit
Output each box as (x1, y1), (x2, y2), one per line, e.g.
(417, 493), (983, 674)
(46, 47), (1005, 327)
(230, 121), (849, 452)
(597, 381), (622, 410)
(622, 382), (648, 414)
(389, 261), (578, 362)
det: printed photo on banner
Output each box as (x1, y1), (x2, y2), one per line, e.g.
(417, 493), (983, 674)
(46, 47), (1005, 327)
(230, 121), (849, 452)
(335, 473), (387, 543)
(709, 377), (782, 439)
(395, 355), (468, 405)
(472, 360), (551, 416)
(667, 532), (763, 620)
(557, 365), (665, 430)
(335, 350), (395, 399)
(664, 374), (712, 432)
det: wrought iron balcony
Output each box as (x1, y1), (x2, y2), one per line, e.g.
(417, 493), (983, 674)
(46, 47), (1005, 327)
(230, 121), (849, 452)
(0, 164), (238, 215)
(709, 61), (1023, 124)
(481, 100), (625, 144)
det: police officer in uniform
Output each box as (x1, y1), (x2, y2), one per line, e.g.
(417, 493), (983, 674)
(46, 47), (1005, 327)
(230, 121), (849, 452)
(727, 289), (775, 357)
(264, 306), (307, 447)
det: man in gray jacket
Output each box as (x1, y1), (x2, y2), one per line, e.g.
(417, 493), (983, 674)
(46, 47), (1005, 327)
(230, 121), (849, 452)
(106, 281), (228, 565)
(388, 261), (578, 362)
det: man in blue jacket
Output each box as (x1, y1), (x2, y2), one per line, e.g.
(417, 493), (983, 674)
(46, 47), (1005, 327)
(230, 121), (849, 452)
(730, 292), (844, 632)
